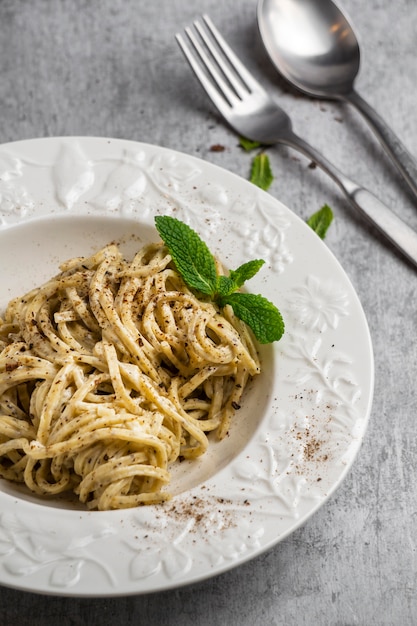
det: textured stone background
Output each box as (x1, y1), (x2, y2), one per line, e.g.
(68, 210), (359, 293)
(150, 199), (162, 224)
(0, 0), (416, 624)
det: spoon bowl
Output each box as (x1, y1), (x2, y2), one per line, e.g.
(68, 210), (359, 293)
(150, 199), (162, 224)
(257, 0), (417, 202)
(258, 0), (359, 97)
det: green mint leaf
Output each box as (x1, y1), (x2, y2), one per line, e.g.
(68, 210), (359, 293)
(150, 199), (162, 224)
(219, 292), (284, 344)
(229, 259), (265, 288)
(239, 136), (262, 152)
(155, 215), (217, 294)
(250, 153), (274, 191)
(216, 275), (237, 297)
(155, 216), (285, 344)
(215, 260), (265, 297)
(306, 204), (334, 239)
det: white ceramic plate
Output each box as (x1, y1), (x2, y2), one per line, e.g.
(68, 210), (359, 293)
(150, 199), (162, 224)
(0, 137), (373, 596)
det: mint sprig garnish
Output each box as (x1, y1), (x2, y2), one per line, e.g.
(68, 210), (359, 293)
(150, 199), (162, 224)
(218, 292), (284, 345)
(307, 204), (334, 239)
(154, 216), (284, 344)
(231, 259), (265, 286)
(154, 215), (217, 294)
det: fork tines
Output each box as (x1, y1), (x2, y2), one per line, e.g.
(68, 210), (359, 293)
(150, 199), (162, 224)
(176, 14), (260, 109)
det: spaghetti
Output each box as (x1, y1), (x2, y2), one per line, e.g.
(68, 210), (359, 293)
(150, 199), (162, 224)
(0, 242), (260, 510)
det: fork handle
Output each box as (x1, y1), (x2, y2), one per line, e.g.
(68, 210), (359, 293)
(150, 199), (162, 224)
(285, 132), (417, 268)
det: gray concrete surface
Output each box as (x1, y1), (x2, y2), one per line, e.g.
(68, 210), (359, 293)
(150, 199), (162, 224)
(0, 0), (416, 624)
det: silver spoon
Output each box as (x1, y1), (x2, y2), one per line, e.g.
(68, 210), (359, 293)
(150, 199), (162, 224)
(257, 0), (417, 202)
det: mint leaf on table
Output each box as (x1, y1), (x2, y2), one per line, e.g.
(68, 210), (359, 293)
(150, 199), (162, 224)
(306, 204), (334, 239)
(239, 136), (275, 192)
(250, 153), (274, 191)
(155, 216), (217, 295)
(218, 293), (284, 344)
(154, 216), (284, 343)
(239, 136), (262, 152)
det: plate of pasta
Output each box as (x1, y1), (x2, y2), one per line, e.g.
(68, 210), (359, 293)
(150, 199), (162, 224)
(0, 137), (373, 596)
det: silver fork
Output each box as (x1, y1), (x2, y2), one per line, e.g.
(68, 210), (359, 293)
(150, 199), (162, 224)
(176, 15), (417, 269)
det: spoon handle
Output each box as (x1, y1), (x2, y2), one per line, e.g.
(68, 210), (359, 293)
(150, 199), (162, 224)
(282, 131), (417, 268)
(346, 89), (417, 202)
